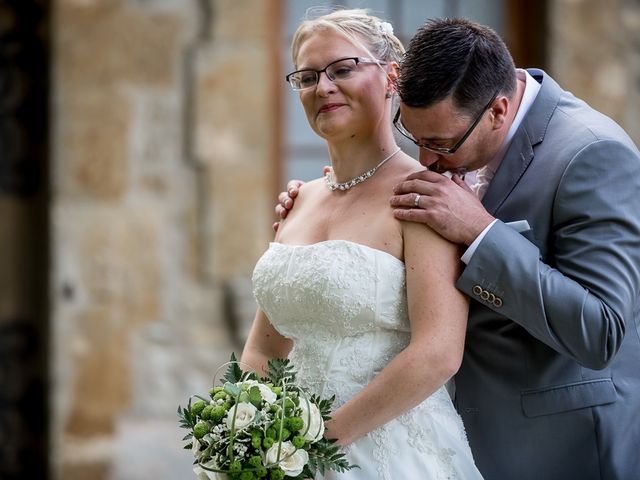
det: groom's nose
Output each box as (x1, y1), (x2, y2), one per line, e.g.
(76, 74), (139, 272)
(418, 148), (441, 168)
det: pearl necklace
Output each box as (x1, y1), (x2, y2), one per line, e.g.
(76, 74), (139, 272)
(324, 147), (401, 191)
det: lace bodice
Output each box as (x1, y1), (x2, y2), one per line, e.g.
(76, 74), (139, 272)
(253, 240), (420, 406)
(251, 240), (482, 479)
(253, 241), (410, 406)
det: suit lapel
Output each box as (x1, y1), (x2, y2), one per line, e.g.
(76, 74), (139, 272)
(482, 136), (534, 215)
(482, 69), (563, 215)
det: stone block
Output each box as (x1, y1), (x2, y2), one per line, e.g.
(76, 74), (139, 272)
(59, 462), (112, 480)
(55, 91), (129, 199)
(75, 206), (162, 324)
(64, 308), (129, 437)
(55, 0), (182, 88)
(212, 0), (274, 43)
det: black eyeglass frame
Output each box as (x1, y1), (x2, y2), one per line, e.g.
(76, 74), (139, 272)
(393, 89), (500, 155)
(285, 56), (387, 91)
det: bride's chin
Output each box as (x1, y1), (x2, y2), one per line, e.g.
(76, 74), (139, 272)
(315, 123), (353, 141)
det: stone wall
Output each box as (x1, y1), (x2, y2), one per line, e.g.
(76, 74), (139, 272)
(548, 0), (640, 144)
(50, 0), (280, 478)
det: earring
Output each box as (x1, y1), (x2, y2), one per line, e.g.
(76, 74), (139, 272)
(385, 92), (392, 98)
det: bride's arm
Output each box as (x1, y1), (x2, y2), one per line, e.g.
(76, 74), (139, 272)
(325, 221), (468, 446)
(241, 309), (293, 377)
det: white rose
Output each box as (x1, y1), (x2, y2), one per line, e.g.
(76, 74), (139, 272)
(193, 460), (227, 480)
(298, 398), (325, 442)
(265, 441), (309, 477)
(242, 380), (277, 404)
(191, 437), (202, 459)
(225, 401), (257, 430)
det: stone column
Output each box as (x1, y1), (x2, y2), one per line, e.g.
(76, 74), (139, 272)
(50, 0), (281, 478)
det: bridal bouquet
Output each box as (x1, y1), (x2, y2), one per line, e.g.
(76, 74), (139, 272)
(178, 354), (356, 480)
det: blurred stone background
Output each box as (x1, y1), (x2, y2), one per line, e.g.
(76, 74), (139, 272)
(0, 0), (638, 479)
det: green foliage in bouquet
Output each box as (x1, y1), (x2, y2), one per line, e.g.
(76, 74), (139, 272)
(178, 353), (357, 479)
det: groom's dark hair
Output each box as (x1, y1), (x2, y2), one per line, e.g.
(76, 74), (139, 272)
(398, 18), (516, 116)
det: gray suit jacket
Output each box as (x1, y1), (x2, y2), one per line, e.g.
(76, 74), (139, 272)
(454, 70), (640, 480)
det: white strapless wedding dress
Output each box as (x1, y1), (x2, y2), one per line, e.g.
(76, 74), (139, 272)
(252, 240), (482, 479)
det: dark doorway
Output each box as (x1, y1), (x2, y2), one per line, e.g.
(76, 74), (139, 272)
(0, 1), (51, 478)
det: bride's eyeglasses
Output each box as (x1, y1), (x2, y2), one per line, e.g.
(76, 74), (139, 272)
(286, 57), (387, 91)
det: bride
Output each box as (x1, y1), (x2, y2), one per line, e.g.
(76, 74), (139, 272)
(241, 8), (482, 479)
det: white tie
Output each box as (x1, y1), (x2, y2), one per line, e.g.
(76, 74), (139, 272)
(471, 166), (493, 199)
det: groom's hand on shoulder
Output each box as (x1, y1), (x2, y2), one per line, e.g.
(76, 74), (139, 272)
(390, 170), (492, 246)
(273, 179), (305, 232)
(273, 165), (332, 231)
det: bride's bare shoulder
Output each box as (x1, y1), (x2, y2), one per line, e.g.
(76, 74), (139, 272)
(297, 177), (326, 200)
(386, 153), (424, 181)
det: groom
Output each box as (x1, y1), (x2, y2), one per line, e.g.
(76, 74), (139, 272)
(276, 18), (640, 480)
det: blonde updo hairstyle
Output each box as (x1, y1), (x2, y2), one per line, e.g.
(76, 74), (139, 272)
(291, 8), (405, 71)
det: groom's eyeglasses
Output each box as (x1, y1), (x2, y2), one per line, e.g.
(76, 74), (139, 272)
(393, 89), (500, 155)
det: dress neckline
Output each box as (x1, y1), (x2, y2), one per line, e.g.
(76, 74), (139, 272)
(269, 239), (404, 266)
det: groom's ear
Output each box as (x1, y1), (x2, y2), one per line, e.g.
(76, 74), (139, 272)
(489, 96), (509, 130)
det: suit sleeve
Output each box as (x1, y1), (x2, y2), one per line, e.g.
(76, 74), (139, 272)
(457, 139), (640, 370)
